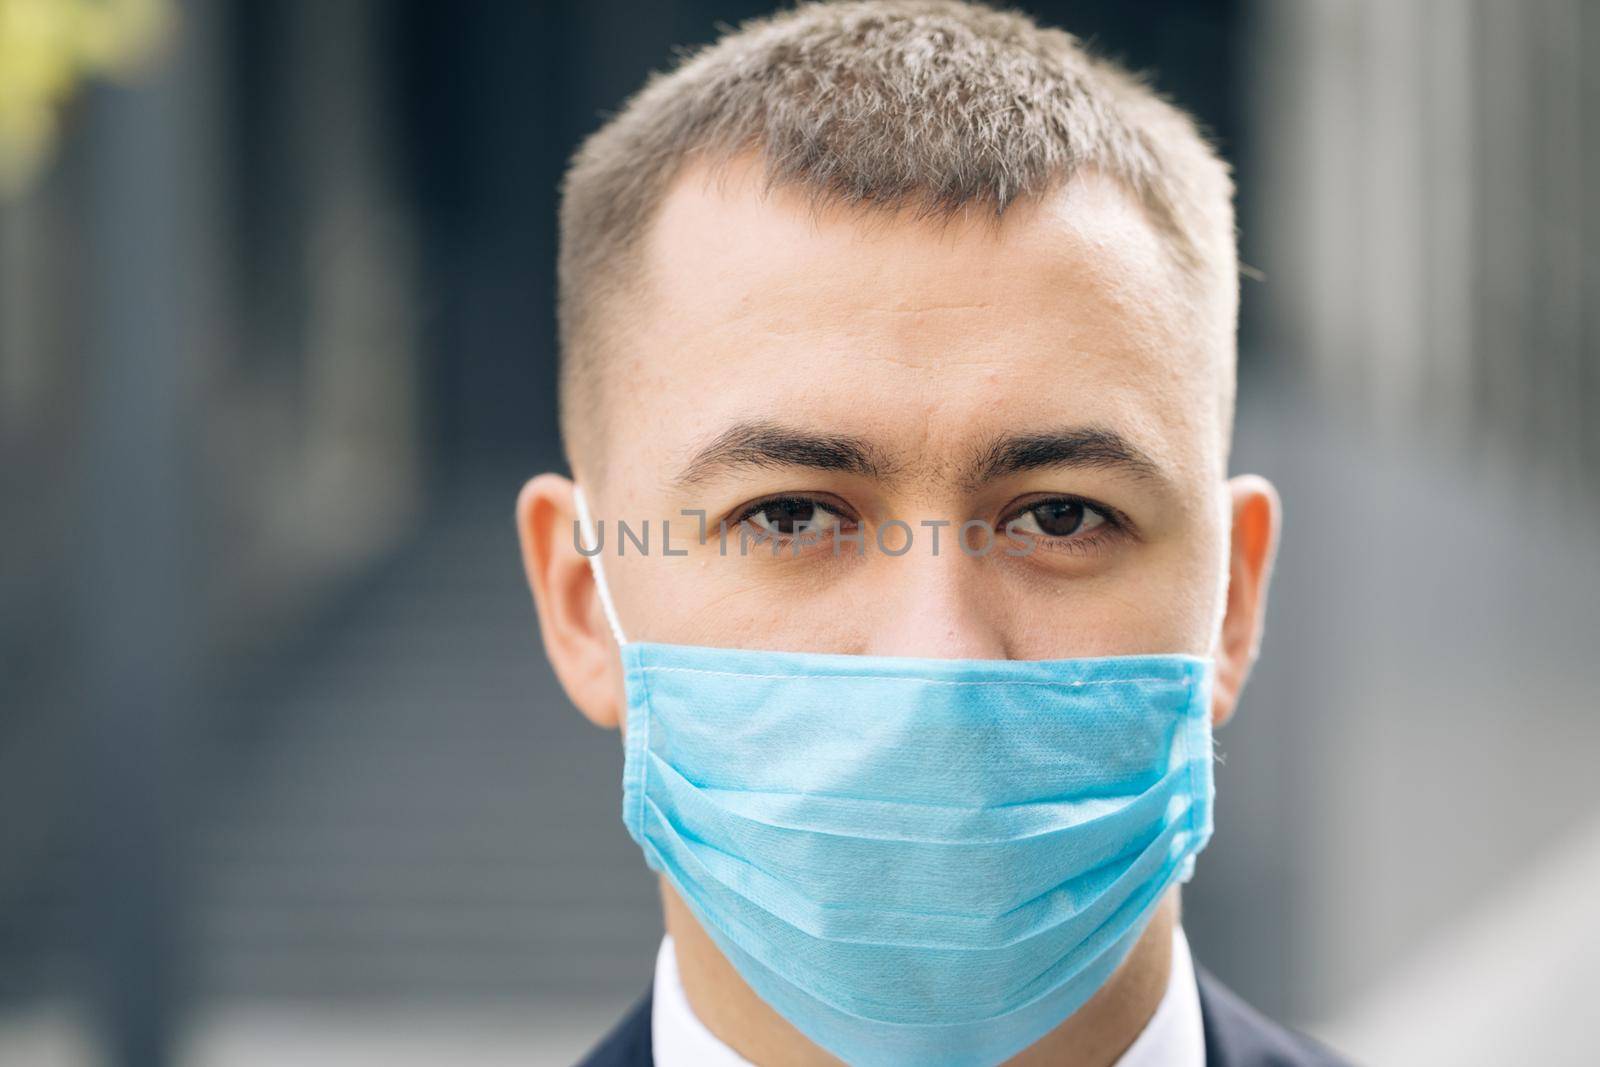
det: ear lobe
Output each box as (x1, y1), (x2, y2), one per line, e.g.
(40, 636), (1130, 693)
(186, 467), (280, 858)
(516, 474), (624, 730)
(1210, 474), (1283, 728)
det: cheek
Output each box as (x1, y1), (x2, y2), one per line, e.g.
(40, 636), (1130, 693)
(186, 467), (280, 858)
(1156, 522), (1231, 652)
(1027, 535), (1223, 658)
(617, 547), (804, 649)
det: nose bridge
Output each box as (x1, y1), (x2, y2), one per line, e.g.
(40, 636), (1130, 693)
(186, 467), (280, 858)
(860, 536), (1009, 660)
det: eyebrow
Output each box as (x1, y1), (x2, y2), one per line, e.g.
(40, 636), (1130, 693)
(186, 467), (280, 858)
(965, 427), (1170, 492)
(673, 420), (896, 487)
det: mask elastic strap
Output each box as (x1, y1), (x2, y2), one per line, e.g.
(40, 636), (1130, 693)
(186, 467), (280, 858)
(572, 485), (629, 647)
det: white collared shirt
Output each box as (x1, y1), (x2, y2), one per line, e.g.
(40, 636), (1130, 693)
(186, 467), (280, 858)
(650, 925), (1206, 1067)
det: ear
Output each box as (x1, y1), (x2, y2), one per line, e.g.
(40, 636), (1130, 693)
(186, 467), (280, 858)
(516, 473), (624, 730)
(1210, 474), (1283, 728)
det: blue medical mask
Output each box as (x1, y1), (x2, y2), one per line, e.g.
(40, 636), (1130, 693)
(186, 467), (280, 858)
(572, 487), (1217, 1067)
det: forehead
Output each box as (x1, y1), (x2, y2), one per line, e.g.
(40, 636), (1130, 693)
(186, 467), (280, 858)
(613, 155), (1225, 490)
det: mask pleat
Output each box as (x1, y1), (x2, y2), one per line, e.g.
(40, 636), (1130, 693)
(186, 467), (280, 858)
(644, 747), (1200, 915)
(631, 644), (1200, 809)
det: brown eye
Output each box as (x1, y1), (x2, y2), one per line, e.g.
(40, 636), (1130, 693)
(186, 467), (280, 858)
(743, 497), (844, 538)
(1010, 499), (1109, 539)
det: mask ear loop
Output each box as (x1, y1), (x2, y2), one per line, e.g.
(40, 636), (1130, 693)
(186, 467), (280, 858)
(572, 485), (629, 648)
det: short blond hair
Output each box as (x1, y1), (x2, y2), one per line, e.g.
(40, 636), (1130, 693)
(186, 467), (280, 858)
(557, 0), (1237, 471)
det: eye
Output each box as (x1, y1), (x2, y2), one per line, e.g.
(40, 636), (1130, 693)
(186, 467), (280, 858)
(736, 495), (850, 540)
(1006, 498), (1110, 539)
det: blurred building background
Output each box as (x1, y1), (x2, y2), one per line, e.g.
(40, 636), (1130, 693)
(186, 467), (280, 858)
(0, 1), (1595, 1065)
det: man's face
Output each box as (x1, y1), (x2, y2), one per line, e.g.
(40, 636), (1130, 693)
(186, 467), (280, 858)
(586, 155), (1235, 668)
(519, 145), (1280, 1067)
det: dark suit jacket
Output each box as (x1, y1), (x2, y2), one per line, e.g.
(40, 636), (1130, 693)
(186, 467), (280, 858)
(575, 963), (1355, 1067)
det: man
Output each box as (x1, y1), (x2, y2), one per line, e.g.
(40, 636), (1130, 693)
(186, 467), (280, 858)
(517, 2), (1351, 1064)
